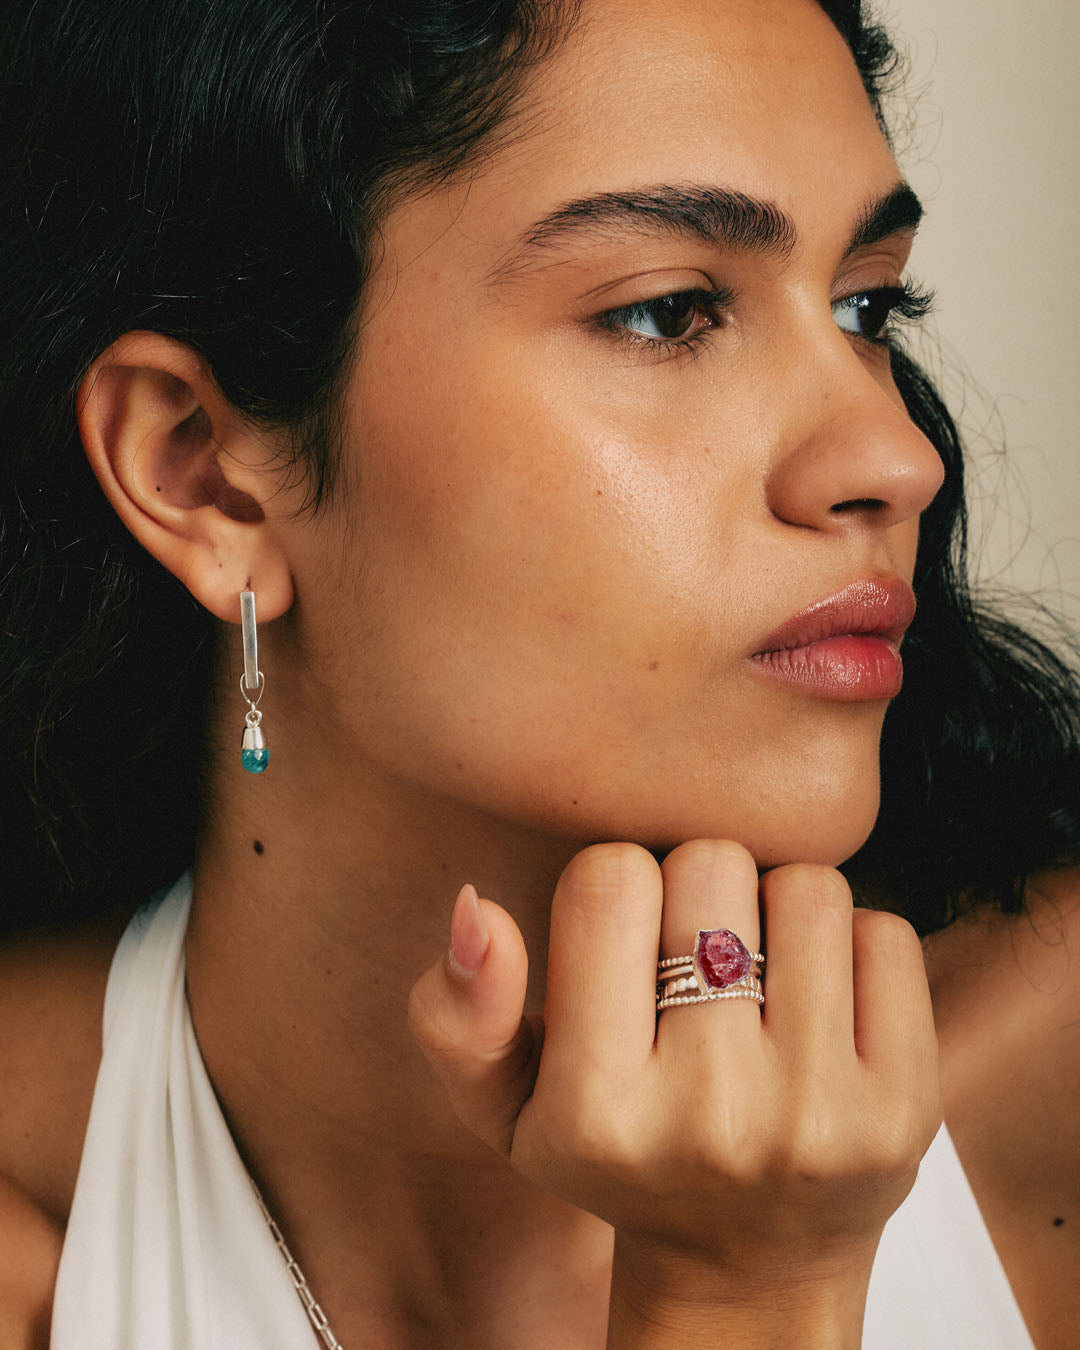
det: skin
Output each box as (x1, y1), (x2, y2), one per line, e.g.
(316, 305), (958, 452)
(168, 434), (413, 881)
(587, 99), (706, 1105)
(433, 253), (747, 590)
(921, 870), (1080, 1349)
(0, 0), (1077, 1344)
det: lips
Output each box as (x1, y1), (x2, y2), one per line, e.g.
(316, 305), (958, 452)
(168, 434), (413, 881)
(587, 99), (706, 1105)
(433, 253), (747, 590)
(749, 576), (916, 700)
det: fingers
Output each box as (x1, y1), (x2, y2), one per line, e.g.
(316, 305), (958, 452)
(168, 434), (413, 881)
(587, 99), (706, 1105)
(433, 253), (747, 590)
(758, 864), (855, 1058)
(408, 884), (539, 1157)
(658, 839), (761, 959)
(410, 845), (668, 1164)
(852, 908), (941, 1140)
(655, 840), (763, 1041)
(759, 876), (939, 1165)
(410, 848), (939, 1214)
(542, 843), (663, 1078)
(411, 844), (941, 1288)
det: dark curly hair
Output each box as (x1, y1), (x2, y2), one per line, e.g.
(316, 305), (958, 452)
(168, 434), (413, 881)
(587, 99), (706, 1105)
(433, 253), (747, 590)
(1, 0), (1077, 935)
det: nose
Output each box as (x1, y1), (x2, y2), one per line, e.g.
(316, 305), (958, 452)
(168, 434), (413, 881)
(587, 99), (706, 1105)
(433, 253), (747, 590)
(764, 357), (946, 534)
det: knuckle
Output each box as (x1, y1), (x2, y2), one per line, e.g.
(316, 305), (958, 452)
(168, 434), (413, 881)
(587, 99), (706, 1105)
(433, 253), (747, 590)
(772, 1085), (909, 1183)
(660, 838), (759, 900)
(764, 862), (851, 904)
(761, 863), (852, 923)
(406, 975), (464, 1059)
(782, 1103), (848, 1181)
(662, 837), (756, 875)
(557, 841), (658, 907)
(534, 1083), (641, 1173)
(406, 976), (438, 1045)
(885, 1069), (943, 1154)
(858, 1100), (934, 1180)
(854, 907), (920, 961)
(683, 1104), (758, 1181)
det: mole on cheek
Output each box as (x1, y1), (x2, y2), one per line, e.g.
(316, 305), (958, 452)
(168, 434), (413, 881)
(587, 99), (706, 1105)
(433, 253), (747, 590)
(253, 840), (264, 856)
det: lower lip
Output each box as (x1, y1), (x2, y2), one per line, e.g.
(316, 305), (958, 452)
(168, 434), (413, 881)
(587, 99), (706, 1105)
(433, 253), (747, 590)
(749, 635), (903, 700)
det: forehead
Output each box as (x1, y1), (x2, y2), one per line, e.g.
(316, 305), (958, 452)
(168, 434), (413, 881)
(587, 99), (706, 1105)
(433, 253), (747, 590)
(380, 0), (898, 267)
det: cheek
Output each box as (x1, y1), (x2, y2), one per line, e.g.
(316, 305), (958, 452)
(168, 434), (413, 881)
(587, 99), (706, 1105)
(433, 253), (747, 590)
(339, 332), (754, 677)
(299, 348), (765, 810)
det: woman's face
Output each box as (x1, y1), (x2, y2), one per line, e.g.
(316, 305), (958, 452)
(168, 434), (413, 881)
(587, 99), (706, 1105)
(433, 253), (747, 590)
(278, 0), (944, 867)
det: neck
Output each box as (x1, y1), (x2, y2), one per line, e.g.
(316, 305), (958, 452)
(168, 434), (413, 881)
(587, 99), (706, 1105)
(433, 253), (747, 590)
(185, 732), (612, 1344)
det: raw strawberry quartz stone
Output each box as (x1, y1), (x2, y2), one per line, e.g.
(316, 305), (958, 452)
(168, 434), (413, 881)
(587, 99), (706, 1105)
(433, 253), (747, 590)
(693, 928), (752, 990)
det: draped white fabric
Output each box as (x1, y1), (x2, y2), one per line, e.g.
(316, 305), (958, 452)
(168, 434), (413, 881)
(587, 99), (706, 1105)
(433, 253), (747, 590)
(865, 1122), (1034, 1348)
(51, 875), (317, 1348)
(52, 872), (1034, 1348)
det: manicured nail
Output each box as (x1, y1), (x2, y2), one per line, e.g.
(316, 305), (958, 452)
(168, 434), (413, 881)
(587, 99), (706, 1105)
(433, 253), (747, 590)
(448, 882), (489, 978)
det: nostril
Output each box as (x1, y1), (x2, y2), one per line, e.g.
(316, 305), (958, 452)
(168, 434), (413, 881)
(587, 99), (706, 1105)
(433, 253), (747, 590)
(830, 497), (887, 514)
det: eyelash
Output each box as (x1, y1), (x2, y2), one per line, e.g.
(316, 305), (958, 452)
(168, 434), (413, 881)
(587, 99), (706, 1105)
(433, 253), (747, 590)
(598, 286), (735, 360)
(832, 281), (936, 347)
(597, 280), (935, 361)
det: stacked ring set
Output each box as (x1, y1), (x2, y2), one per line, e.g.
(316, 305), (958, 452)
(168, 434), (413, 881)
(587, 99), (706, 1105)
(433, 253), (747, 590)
(656, 927), (765, 1011)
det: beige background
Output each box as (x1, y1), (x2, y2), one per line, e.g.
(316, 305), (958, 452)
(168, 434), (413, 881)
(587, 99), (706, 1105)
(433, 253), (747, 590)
(882, 0), (1079, 625)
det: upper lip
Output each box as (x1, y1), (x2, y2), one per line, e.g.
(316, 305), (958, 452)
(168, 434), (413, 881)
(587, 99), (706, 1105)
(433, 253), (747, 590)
(751, 575), (917, 655)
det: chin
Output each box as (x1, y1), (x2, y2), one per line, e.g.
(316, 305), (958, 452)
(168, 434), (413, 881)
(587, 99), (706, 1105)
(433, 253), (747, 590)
(747, 789), (882, 871)
(735, 722), (886, 870)
(750, 828), (876, 872)
(625, 791), (880, 874)
(636, 760), (883, 873)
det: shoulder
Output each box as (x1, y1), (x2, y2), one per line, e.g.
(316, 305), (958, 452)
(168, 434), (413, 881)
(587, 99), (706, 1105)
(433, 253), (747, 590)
(0, 915), (124, 1344)
(926, 867), (1080, 1331)
(1003, 865), (1080, 1120)
(925, 864), (1080, 1076)
(0, 914), (127, 1223)
(925, 864), (1080, 1176)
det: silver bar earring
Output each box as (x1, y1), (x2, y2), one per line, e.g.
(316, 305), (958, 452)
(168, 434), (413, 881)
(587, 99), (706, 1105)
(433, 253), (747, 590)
(239, 589), (268, 774)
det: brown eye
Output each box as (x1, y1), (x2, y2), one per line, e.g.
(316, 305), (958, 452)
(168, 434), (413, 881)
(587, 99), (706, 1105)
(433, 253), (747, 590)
(831, 283), (934, 344)
(832, 287), (903, 340)
(605, 288), (729, 343)
(640, 293), (699, 338)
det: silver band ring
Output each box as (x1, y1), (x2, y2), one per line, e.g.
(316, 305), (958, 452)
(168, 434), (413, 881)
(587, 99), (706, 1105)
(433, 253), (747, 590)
(658, 971), (762, 998)
(657, 984), (764, 1010)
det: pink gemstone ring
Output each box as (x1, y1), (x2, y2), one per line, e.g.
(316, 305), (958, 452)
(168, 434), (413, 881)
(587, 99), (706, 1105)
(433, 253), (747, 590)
(656, 928), (765, 1011)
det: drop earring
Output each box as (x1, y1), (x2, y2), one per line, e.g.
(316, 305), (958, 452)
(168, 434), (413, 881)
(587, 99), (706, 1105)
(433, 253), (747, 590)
(239, 589), (269, 774)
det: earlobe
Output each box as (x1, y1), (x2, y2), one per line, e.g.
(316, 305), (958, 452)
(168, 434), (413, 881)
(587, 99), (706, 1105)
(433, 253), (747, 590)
(76, 332), (294, 623)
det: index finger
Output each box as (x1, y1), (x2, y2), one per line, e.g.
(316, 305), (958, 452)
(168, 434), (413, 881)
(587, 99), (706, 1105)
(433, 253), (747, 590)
(542, 842), (663, 1084)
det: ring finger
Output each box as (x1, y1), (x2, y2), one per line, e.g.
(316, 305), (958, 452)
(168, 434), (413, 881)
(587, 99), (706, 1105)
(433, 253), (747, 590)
(656, 839), (764, 1049)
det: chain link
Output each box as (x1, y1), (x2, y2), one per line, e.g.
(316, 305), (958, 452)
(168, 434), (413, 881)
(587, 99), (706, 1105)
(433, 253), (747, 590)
(250, 1179), (345, 1349)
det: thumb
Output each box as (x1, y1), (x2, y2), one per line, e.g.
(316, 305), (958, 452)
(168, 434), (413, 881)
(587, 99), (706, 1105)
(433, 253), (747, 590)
(408, 883), (541, 1157)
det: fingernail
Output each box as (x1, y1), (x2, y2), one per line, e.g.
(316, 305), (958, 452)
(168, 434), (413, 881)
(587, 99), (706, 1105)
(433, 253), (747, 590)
(448, 883), (489, 978)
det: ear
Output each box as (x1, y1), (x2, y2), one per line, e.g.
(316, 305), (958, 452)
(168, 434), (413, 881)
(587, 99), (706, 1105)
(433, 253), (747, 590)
(76, 331), (295, 623)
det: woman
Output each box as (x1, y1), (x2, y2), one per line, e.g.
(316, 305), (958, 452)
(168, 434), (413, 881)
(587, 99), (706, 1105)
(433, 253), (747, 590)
(1, 0), (1077, 1345)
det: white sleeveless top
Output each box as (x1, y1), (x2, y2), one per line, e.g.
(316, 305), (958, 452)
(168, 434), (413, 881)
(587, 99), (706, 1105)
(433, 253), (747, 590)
(51, 874), (1036, 1349)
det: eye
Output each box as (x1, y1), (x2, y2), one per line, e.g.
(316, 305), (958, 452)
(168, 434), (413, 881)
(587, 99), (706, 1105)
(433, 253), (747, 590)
(831, 282), (934, 344)
(602, 287), (734, 346)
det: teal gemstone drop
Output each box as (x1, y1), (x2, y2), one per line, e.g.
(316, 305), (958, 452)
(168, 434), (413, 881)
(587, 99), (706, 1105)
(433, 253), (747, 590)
(241, 746), (269, 774)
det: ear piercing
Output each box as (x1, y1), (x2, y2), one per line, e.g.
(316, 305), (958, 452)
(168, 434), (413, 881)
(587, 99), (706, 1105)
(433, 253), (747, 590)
(239, 589), (268, 774)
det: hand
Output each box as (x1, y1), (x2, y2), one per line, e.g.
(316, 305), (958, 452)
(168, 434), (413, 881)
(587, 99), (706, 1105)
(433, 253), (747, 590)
(409, 840), (941, 1346)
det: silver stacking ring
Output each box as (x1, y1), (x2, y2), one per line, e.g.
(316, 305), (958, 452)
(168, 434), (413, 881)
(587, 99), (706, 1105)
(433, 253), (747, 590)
(656, 927), (765, 1011)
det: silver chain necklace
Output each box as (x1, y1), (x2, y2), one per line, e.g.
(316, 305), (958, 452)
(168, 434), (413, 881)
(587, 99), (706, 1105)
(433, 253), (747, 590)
(250, 1179), (345, 1349)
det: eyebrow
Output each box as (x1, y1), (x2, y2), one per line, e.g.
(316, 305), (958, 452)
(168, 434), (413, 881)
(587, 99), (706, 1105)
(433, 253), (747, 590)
(489, 181), (922, 281)
(846, 182), (924, 255)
